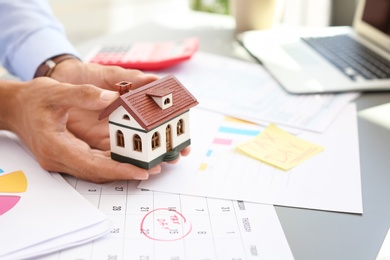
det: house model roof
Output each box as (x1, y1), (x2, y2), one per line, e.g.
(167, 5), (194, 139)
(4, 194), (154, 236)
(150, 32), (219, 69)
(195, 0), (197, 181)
(99, 74), (199, 131)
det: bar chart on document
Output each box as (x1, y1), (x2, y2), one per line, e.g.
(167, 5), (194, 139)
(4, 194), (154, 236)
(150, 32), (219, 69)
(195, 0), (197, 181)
(190, 115), (286, 199)
(199, 117), (263, 178)
(45, 176), (292, 260)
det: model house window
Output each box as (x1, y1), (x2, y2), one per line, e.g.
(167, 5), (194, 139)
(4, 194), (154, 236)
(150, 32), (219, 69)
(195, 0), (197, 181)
(177, 119), (184, 135)
(133, 134), (142, 152)
(164, 98), (171, 105)
(151, 132), (160, 150)
(123, 115), (130, 120)
(116, 130), (125, 147)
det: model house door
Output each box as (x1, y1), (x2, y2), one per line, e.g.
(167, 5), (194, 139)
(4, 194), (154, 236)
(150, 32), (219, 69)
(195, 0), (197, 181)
(166, 125), (172, 151)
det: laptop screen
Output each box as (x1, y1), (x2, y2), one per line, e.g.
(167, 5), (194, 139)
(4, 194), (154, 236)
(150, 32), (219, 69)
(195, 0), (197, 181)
(354, 0), (390, 52)
(362, 0), (390, 36)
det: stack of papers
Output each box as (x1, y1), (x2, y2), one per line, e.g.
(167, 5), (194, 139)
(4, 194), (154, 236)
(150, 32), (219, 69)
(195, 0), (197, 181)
(0, 131), (112, 259)
(139, 52), (362, 214)
(153, 52), (359, 133)
(139, 103), (362, 213)
(2, 50), (364, 258)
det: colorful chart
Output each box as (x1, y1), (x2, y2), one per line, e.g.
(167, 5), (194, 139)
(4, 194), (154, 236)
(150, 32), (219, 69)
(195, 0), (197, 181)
(198, 116), (261, 172)
(0, 170), (28, 216)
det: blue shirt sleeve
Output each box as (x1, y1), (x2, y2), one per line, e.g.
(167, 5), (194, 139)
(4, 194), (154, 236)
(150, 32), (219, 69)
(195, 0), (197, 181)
(0, 0), (80, 81)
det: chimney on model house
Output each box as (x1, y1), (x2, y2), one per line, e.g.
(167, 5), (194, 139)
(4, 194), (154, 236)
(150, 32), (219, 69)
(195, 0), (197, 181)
(116, 81), (132, 95)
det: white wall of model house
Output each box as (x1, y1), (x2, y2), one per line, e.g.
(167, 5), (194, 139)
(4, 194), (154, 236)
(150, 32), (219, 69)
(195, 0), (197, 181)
(108, 105), (191, 162)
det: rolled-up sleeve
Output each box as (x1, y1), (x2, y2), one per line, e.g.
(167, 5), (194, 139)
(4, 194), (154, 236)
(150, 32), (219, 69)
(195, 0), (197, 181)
(0, 0), (80, 81)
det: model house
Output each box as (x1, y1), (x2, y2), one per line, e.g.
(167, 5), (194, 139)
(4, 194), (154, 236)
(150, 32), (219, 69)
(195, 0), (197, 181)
(99, 75), (199, 169)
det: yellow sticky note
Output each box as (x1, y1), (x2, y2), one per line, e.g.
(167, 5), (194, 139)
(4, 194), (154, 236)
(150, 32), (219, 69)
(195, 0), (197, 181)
(224, 116), (255, 125)
(237, 124), (324, 170)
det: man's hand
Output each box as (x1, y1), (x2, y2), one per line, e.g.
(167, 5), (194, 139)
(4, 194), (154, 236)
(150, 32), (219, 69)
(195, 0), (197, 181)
(51, 58), (159, 150)
(51, 59), (192, 169)
(1, 77), (162, 183)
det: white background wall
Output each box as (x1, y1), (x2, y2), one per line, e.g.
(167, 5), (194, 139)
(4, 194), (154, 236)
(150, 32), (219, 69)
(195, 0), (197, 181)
(48, 0), (356, 46)
(48, 0), (189, 45)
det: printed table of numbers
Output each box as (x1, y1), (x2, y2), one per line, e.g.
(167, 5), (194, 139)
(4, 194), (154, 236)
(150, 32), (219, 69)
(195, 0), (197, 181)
(44, 176), (292, 260)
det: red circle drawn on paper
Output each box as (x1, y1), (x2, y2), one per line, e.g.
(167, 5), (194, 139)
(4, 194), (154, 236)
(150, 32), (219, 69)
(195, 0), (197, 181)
(140, 208), (192, 241)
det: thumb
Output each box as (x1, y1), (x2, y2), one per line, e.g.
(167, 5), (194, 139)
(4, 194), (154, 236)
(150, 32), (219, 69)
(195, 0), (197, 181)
(59, 84), (119, 110)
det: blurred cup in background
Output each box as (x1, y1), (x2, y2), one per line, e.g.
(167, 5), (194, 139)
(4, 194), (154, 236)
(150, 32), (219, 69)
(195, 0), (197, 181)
(230, 0), (282, 33)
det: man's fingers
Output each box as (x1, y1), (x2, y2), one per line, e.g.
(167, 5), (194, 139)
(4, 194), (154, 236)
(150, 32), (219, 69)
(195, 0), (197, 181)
(99, 66), (159, 91)
(180, 146), (191, 157)
(49, 83), (119, 111)
(53, 145), (154, 183)
(131, 74), (160, 89)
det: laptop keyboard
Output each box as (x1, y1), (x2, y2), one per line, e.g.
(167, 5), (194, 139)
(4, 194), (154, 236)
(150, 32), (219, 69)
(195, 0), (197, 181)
(302, 34), (390, 81)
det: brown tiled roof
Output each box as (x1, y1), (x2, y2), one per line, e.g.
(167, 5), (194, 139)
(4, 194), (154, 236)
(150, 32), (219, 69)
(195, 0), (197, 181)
(99, 75), (198, 131)
(146, 87), (173, 97)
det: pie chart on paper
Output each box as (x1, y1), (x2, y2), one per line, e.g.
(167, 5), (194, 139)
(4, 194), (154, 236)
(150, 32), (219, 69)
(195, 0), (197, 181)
(0, 170), (28, 215)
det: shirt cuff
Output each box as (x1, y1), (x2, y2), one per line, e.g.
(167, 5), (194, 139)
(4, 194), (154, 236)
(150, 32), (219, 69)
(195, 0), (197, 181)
(8, 27), (80, 81)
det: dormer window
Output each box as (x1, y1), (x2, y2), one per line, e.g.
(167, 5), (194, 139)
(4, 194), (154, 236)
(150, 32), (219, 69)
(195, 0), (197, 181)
(146, 88), (173, 110)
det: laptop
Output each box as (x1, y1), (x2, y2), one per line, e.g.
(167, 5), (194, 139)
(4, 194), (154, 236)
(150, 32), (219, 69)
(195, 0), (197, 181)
(239, 0), (390, 94)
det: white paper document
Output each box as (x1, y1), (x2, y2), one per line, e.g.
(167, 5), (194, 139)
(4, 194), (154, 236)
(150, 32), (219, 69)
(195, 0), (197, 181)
(139, 103), (363, 214)
(152, 52), (359, 133)
(377, 226), (390, 260)
(0, 132), (112, 260)
(42, 177), (294, 260)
